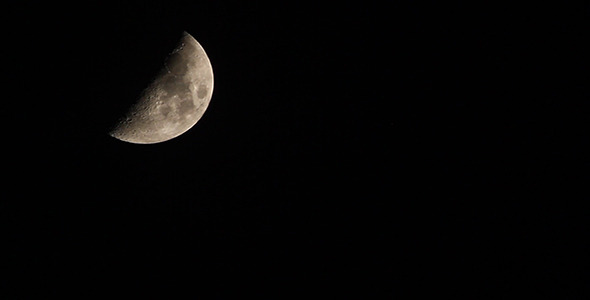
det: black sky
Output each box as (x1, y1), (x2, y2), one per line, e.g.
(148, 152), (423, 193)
(3, 1), (589, 298)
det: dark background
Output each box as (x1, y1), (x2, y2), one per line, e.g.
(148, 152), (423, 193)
(3, 1), (588, 297)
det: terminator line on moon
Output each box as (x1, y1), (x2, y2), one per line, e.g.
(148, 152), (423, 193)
(109, 32), (214, 144)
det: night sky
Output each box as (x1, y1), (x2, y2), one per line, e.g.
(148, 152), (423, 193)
(4, 2), (588, 297)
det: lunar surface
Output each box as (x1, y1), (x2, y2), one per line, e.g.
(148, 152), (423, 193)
(109, 32), (214, 144)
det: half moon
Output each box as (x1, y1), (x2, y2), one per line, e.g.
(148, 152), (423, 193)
(109, 32), (214, 144)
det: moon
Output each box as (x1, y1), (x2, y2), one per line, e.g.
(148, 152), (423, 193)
(109, 32), (214, 144)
